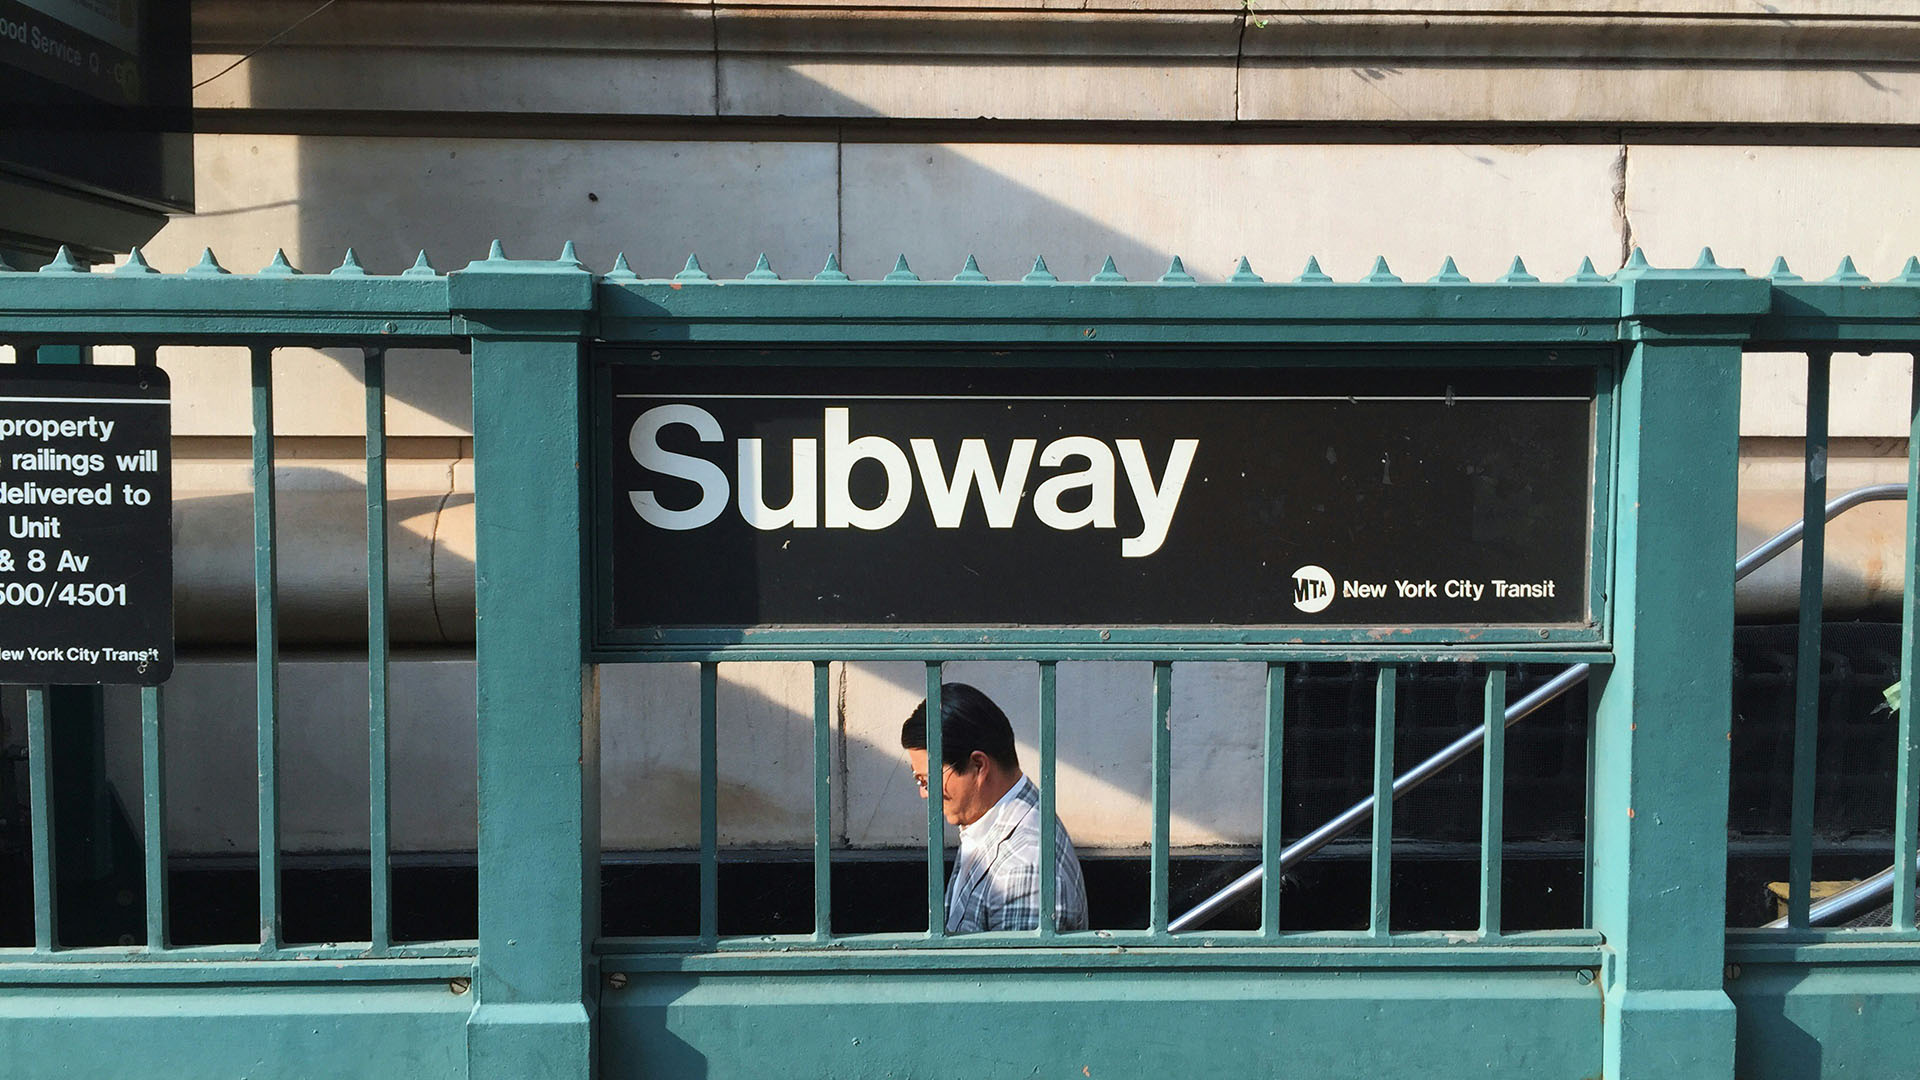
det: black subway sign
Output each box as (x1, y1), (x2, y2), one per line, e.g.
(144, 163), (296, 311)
(595, 350), (1598, 631)
(0, 364), (172, 684)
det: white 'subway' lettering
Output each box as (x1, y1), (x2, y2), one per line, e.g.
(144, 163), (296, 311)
(629, 405), (1198, 558)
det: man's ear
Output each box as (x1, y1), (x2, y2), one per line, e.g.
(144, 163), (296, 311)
(970, 750), (991, 777)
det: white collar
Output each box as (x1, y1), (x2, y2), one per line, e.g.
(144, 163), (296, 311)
(960, 774), (1031, 841)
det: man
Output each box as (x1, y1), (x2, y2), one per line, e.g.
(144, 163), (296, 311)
(901, 682), (1089, 933)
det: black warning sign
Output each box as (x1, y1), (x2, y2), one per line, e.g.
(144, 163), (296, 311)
(0, 364), (171, 684)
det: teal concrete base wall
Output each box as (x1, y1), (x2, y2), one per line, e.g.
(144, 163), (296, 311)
(1730, 963), (1920, 1080)
(602, 967), (1603, 1079)
(0, 983), (472, 1080)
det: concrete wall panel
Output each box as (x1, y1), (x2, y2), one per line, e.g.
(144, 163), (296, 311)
(840, 661), (943, 849)
(102, 657), (479, 855)
(1626, 145), (1920, 288)
(137, 134), (840, 438)
(839, 142), (1625, 283)
(599, 663), (702, 850)
(1627, 144), (1920, 440)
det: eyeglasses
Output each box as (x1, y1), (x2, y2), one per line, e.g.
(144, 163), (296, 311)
(913, 763), (956, 793)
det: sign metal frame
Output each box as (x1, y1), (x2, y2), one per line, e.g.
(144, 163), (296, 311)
(587, 343), (1616, 657)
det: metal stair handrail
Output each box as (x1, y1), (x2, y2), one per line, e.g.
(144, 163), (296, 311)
(1170, 482), (1910, 934)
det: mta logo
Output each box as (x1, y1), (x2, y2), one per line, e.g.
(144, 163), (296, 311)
(1291, 565), (1334, 613)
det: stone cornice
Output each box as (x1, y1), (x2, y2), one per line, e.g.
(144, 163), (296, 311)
(191, 0), (1920, 125)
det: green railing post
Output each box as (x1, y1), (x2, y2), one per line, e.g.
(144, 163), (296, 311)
(1595, 251), (1768, 1080)
(450, 241), (597, 1080)
(35, 342), (131, 948)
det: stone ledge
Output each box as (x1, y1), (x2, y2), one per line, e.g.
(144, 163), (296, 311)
(191, 1), (1920, 125)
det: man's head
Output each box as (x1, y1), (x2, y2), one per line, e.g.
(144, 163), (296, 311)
(900, 682), (1022, 826)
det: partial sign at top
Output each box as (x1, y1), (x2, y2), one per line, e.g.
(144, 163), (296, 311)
(595, 349), (1598, 632)
(0, 364), (172, 684)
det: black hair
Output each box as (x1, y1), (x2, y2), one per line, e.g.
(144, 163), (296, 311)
(899, 682), (1020, 774)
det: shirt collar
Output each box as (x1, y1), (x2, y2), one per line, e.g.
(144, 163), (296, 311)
(960, 774), (1032, 840)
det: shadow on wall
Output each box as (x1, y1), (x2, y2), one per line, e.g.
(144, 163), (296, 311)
(172, 480), (472, 646)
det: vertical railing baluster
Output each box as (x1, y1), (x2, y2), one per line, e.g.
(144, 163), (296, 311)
(925, 665), (945, 938)
(1261, 662), (1285, 939)
(134, 344), (166, 949)
(1583, 682), (1599, 928)
(26, 687), (56, 951)
(251, 345), (281, 950)
(1150, 661), (1172, 935)
(1480, 669), (1508, 939)
(1788, 351), (1832, 929)
(1370, 667), (1396, 937)
(699, 662), (718, 943)
(141, 686), (168, 950)
(812, 660), (832, 942)
(365, 347), (392, 951)
(1896, 357), (1920, 933)
(1038, 661), (1058, 937)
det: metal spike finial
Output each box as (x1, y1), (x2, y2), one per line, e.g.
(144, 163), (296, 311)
(1362, 256), (1400, 284)
(953, 254), (989, 283)
(675, 254), (710, 282)
(884, 255), (919, 283)
(332, 248), (368, 277)
(1498, 257), (1539, 283)
(557, 241), (582, 267)
(1295, 256), (1332, 284)
(1624, 247), (1651, 271)
(487, 240), (509, 262)
(186, 248), (228, 276)
(1023, 255), (1057, 283)
(1692, 247), (1721, 270)
(42, 245), (85, 273)
(256, 249), (300, 276)
(606, 252), (639, 282)
(1828, 256), (1868, 283)
(745, 253), (781, 281)
(814, 253), (850, 282)
(1092, 256), (1127, 283)
(1898, 256), (1920, 283)
(117, 247), (160, 276)
(1767, 256), (1801, 282)
(1429, 256), (1468, 284)
(1228, 256), (1263, 284)
(1159, 255), (1195, 284)
(1568, 257), (1608, 283)
(403, 251), (437, 278)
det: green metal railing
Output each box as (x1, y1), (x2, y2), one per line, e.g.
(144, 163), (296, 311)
(1723, 260), (1920, 957)
(610, 656), (1594, 949)
(601, 657), (1597, 953)
(3, 333), (471, 967)
(2, 243), (1919, 1079)
(0, 254), (473, 976)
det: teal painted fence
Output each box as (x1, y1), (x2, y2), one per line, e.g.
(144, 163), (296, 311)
(0, 245), (1915, 1079)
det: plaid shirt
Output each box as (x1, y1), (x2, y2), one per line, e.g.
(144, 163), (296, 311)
(946, 776), (1089, 933)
